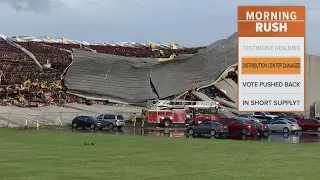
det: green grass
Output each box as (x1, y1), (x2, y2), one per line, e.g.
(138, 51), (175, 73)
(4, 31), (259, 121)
(0, 129), (319, 180)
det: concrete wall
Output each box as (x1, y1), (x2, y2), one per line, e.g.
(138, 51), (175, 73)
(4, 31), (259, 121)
(305, 54), (320, 117)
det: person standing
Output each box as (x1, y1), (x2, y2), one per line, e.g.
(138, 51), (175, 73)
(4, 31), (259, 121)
(131, 113), (137, 127)
(141, 110), (146, 128)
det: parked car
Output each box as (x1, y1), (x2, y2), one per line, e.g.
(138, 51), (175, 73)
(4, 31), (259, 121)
(218, 118), (257, 135)
(186, 119), (228, 137)
(96, 114), (126, 129)
(236, 114), (261, 122)
(72, 116), (104, 130)
(261, 119), (274, 124)
(252, 112), (278, 119)
(283, 112), (304, 120)
(268, 120), (301, 133)
(243, 120), (269, 137)
(275, 116), (298, 123)
(297, 119), (320, 132)
(269, 112), (290, 118)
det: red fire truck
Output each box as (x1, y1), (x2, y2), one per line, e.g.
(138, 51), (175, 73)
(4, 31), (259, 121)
(146, 100), (223, 127)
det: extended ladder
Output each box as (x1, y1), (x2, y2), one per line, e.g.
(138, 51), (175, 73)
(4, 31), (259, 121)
(147, 100), (219, 109)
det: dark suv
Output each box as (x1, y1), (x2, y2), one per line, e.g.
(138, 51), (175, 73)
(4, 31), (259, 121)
(72, 116), (104, 130)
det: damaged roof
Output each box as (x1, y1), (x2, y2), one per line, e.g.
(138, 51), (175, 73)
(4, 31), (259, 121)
(64, 33), (238, 103)
(64, 50), (158, 102)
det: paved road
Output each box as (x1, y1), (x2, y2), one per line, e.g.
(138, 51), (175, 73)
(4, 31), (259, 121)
(51, 126), (320, 144)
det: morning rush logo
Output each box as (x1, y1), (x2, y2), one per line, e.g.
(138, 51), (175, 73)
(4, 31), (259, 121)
(246, 11), (297, 32)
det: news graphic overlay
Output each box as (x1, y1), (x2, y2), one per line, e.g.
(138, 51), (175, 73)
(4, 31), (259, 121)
(238, 6), (305, 112)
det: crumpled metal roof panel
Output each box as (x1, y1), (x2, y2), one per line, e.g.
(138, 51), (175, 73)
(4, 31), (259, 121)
(151, 33), (238, 99)
(64, 49), (159, 103)
(64, 33), (238, 103)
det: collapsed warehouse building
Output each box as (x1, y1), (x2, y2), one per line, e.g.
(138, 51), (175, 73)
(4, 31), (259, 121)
(0, 33), (239, 120)
(64, 33), (238, 117)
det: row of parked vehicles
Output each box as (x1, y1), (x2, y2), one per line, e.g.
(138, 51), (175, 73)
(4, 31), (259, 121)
(186, 118), (270, 137)
(144, 100), (320, 137)
(70, 101), (320, 137)
(186, 112), (320, 137)
(71, 114), (126, 130)
(146, 101), (306, 126)
(236, 112), (320, 132)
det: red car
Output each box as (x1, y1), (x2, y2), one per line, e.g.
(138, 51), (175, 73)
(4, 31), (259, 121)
(297, 119), (320, 132)
(283, 112), (304, 120)
(218, 118), (257, 135)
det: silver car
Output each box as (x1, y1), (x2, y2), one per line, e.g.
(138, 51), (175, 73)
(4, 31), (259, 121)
(236, 114), (261, 123)
(268, 120), (301, 133)
(96, 114), (126, 129)
(275, 117), (298, 123)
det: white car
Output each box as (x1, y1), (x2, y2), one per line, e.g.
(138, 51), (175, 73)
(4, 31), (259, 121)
(236, 114), (261, 123)
(253, 112), (278, 119)
(268, 120), (301, 133)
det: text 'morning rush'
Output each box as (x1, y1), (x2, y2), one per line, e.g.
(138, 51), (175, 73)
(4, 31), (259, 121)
(245, 11), (297, 32)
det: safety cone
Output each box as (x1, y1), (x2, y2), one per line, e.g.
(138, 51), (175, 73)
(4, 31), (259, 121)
(24, 119), (28, 130)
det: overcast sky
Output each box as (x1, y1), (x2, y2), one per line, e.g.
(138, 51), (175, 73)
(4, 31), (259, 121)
(0, 0), (319, 54)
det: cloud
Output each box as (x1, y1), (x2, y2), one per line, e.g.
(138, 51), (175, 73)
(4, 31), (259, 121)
(0, 0), (62, 13)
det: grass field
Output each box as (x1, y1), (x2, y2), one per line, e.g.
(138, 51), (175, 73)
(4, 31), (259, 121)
(0, 129), (319, 180)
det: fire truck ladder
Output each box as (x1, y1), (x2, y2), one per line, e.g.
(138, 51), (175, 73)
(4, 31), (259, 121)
(147, 100), (219, 109)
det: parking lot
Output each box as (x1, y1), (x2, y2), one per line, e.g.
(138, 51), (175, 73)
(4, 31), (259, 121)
(53, 125), (320, 144)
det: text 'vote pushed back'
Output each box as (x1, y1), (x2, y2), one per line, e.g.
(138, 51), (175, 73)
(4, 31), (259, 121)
(242, 81), (300, 88)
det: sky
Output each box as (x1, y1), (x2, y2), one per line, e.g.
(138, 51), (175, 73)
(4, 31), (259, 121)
(0, 0), (319, 54)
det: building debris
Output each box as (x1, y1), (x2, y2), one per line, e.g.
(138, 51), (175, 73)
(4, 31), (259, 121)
(1, 33), (239, 117)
